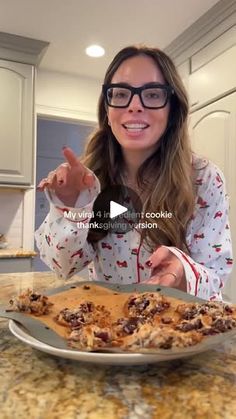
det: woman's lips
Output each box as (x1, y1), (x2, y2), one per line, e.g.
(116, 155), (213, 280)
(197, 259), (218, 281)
(122, 122), (149, 134)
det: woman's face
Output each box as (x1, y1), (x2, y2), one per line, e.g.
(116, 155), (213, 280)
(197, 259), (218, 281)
(107, 55), (170, 154)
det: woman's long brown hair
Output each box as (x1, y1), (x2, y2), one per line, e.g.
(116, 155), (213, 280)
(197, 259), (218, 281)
(82, 45), (196, 253)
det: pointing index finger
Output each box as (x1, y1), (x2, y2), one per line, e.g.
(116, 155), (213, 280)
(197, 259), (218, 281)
(62, 147), (80, 167)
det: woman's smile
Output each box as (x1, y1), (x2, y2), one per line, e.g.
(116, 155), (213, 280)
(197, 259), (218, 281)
(108, 55), (170, 153)
(122, 120), (150, 136)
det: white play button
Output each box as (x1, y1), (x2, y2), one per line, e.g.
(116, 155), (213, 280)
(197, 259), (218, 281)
(110, 200), (128, 219)
(89, 185), (142, 234)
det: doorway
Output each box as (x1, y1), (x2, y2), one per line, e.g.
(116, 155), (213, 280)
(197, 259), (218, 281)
(33, 116), (95, 272)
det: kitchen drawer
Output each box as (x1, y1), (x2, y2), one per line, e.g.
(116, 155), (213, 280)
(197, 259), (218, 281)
(0, 258), (32, 273)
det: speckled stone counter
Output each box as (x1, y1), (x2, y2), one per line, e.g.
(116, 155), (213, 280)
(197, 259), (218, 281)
(0, 272), (236, 419)
(0, 249), (37, 258)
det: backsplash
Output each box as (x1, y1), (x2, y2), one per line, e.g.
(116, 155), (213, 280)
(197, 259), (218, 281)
(0, 189), (24, 248)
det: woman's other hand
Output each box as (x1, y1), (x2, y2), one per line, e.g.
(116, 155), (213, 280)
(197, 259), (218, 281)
(37, 147), (94, 207)
(145, 246), (187, 292)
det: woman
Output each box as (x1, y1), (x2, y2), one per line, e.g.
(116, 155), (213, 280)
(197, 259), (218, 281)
(36, 45), (233, 301)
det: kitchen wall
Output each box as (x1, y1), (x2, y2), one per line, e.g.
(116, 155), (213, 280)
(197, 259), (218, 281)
(33, 118), (95, 272)
(36, 69), (101, 122)
(0, 67), (100, 269)
(32, 70), (100, 274)
(0, 189), (24, 248)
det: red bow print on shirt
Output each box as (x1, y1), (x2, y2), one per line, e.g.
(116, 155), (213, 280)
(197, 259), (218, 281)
(52, 258), (61, 268)
(71, 248), (83, 258)
(197, 197), (209, 209)
(68, 267), (77, 275)
(116, 260), (128, 268)
(225, 258), (233, 265)
(116, 234), (124, 239)
(214, 211), (223, 219)
(216, 173), (223, 188)
(101, 242), (112, 250)
(45, 235), (51, 246)
(194, 233), (205, 239)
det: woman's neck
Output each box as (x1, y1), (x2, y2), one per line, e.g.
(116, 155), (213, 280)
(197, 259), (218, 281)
(122, 149), (152, 182)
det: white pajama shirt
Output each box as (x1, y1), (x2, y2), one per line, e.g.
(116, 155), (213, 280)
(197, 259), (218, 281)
(35, 156), (233, 301)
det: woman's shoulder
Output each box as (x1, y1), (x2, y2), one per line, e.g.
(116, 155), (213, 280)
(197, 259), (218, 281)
(192, 153), (226, 188)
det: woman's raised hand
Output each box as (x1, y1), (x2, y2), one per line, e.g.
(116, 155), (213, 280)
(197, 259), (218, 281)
(37, 147), (94, 207)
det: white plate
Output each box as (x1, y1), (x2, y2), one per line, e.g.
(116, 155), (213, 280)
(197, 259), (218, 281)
(9, 320), (209, 365)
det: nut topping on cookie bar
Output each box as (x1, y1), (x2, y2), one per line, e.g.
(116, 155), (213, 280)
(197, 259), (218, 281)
(8, 289), (53, 315)
(8, 286), (236, 353)
(112, 316), (146, 337)
(68, 325), (113, 350)
(125, 292), (170, 318)
(56, 301), (111, 329)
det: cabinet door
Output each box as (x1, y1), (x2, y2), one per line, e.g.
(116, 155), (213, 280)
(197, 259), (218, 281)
(189, 44), (236, 110)
(0, 60), (34, 184)
(189, 93), (236, 302)
(177, 60), (190, 92)
(0, 258), (32, 273)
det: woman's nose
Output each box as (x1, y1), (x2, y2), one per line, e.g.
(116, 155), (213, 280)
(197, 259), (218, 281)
(128, 93), (144, 112)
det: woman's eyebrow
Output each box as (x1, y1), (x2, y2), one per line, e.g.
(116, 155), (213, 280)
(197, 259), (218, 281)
(109, 82), (132, 87)
(109, 82), (167, 88)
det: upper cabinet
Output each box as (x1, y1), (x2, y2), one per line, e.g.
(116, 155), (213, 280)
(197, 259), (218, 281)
(0, 59), (34, 185)
(189, 26), (236, 110)
(165, 0), (236, 301)
(165, 0), (236, 110)
(0, 32), (49, 187)
(176, 60), (190, 92)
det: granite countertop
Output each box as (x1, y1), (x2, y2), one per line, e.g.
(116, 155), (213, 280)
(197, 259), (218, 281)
(0, 272), (236, 418)
(0, 248), (37, 258)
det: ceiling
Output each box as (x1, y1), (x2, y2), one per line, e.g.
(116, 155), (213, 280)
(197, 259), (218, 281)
(0, 0), (220, 80)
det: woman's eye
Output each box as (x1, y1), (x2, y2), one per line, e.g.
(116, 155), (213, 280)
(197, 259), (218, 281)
(114, 90), (129, 99)
(145, 91), (161, 99)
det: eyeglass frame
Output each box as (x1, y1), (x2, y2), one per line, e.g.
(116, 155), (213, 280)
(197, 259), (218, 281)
(102, 82), (174, 109)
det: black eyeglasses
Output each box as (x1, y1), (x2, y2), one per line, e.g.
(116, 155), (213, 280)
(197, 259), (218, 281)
(103, 83), (174, 109)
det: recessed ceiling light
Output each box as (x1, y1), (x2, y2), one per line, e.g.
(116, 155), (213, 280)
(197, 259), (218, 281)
(86, 44), (105, 57)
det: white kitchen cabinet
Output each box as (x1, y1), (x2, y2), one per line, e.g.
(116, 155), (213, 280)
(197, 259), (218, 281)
(177, 60), (190, 92)
(191, 25), (236, 73)
(0, 59), (34, 185)
(189, 44), (236, 110)
(0, 258), (32, 273)
(189, 92), (236, 301)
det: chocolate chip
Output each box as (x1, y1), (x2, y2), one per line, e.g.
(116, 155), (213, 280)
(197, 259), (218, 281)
(94, 331), (110, 342)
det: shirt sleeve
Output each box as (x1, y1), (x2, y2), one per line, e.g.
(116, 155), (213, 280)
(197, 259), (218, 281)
(35, 176), (100, 279)
(168, 162), (233, 301)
